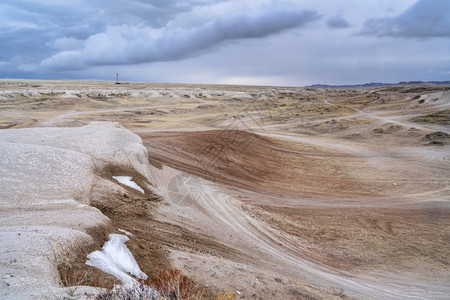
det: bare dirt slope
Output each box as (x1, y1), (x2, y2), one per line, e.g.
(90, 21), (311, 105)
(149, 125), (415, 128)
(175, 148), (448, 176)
(0, 80), (449, 299)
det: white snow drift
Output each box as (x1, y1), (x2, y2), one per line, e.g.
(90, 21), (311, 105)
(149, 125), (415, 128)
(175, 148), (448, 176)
(86, 234), (147, 286)
(113, 176), (145, 194)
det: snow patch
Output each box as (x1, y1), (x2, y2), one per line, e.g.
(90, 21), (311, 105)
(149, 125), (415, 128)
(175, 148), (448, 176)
(86, 234), (147, 286)
(113, 176), (144, 194)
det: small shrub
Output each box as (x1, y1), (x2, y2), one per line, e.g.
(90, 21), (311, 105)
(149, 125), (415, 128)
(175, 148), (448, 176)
(331, 287), (347, 298)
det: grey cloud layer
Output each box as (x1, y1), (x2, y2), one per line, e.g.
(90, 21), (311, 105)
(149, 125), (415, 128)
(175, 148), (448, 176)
(326, 16), (351, 29)
(40, 5), (320, 70)
(0, 0), (220, 66)
(1, 0), (448, 84)
(362, 0), (450, 38)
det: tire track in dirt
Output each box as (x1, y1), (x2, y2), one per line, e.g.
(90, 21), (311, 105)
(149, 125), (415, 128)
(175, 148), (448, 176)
(152, 167), (449, 300)
(141, 129), (450, 299)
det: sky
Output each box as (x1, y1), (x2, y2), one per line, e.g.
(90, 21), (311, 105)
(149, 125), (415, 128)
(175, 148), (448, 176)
(0, 0), (449, 86)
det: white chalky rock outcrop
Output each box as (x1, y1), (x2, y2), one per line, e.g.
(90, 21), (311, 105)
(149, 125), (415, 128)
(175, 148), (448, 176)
(0, 122), (152, 299)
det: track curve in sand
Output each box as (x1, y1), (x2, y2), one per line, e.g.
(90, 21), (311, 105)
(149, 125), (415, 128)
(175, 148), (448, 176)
(140, 129), (450, 300)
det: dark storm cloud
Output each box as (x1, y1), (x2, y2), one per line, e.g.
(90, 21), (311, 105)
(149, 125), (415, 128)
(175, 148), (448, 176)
(40, 4), (320, 70)
(0, 0), (228, 72)
(2, 0), (448, 85)
(0, 0), (215, 54)
(362, 0), (450, 38)
(326, 16), (351, 29)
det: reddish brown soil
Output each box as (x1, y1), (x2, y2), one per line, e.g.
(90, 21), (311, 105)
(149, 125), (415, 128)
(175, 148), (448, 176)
(139, 130), (368, 199)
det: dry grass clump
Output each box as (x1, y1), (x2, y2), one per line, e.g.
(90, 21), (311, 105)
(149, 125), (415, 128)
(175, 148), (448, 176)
(95, 269), (208, 300)
(331, 287), (348, 299)
(144, 269), (206, 300)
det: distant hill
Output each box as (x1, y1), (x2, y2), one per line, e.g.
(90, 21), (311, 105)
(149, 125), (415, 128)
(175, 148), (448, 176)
(307, 81), (450, 88)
